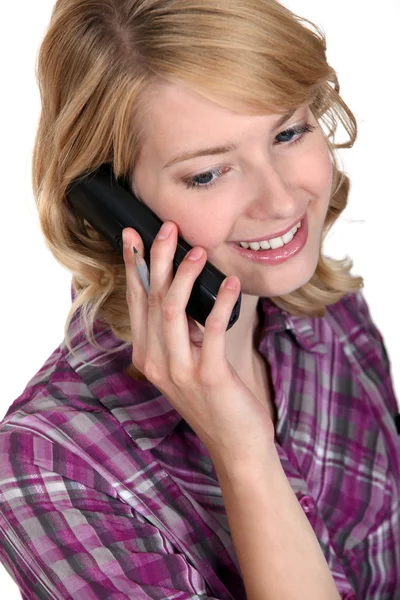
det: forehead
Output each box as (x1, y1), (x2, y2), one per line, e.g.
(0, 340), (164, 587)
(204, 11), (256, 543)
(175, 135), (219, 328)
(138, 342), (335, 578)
(138, 82), (296, 157)
(143, 82), (248, 141)
(145, 82), (244, 121)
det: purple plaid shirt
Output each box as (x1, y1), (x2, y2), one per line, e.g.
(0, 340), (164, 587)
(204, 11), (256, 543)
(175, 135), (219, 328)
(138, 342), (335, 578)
(0, 284), (399, 599)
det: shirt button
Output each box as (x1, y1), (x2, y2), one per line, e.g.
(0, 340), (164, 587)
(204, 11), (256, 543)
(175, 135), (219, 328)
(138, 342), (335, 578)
(299, 495), (316, 514)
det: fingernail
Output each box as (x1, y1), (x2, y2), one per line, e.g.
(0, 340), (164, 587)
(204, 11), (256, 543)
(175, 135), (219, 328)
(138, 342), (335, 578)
(156, 222), (174, 240)
(225, 276), (238, 290)
(186, 247), (204, 261)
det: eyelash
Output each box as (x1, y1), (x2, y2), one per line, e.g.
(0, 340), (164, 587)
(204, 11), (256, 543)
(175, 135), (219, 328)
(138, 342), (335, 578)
(182, 122), (317, 191)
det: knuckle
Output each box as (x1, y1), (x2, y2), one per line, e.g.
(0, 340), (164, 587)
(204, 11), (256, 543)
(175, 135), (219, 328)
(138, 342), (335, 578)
(147, 289), (162, 308)
(143, 359), (161, 384)
(169, 366), (190, 387)
(198, 365), (218, 387)
(161, 299), (179, 322)
(131, 356), (145, 375)
(131, 346), (144, 369)
(205, 314), (226, 335)
(126, 288), (136, 306)
(131, 343), (142, 362)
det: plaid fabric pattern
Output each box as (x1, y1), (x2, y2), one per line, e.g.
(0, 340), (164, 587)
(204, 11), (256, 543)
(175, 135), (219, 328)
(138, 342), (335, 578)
(0, 283), (399, 599)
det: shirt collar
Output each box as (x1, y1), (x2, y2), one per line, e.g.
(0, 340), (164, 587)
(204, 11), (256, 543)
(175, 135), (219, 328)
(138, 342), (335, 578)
(66, 284), (327, 451)
(258, 297), (328, 355)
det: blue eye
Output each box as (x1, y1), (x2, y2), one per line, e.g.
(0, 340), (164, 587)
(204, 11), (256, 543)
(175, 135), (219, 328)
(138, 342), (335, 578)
(183, 122), (317, 191)
(275, 123), (315, 144)
(184, 167), (225, 190)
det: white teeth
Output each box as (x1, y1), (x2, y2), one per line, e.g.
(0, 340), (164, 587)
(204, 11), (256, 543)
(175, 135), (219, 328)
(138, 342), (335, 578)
(269, 236), (284, 249)
(238, 222), (301, 250)
(282, 230), (294, 244)
(249, 241), (264, 250)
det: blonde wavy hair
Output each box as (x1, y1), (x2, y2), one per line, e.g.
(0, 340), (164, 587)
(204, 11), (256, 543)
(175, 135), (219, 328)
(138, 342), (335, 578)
(32, 0), (363, 381)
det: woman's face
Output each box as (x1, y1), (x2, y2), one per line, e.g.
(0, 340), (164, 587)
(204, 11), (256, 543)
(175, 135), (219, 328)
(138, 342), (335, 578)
(131, 82), (333, 298)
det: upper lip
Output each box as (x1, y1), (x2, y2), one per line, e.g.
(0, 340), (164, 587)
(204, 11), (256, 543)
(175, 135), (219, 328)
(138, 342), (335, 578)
(231, 213), (306, 243)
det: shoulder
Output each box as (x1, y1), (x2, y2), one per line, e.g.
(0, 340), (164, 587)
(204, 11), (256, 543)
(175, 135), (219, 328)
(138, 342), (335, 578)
(326, 290), (389, 359)
(326, 290), (376, 337)
(2, 342), (103, 424)
(0, 342), (117, 489)
(326, 290), (398, 418)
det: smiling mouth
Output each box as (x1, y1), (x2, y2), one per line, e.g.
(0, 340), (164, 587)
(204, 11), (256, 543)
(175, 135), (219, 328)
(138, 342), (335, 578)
(232, 213), (306, 244)
(227, 212), (309, 264)
(233, 219), (303, 250)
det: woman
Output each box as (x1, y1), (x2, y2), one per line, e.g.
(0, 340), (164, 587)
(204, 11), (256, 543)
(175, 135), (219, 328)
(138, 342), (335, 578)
(0, 0), (398, 598)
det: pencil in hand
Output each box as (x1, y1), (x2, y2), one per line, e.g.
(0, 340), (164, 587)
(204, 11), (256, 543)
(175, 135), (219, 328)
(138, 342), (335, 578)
(133, 246), (150, 295)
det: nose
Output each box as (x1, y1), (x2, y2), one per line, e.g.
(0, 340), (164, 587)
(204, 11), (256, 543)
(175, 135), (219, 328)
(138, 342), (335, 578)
(245, 161), (299, 219)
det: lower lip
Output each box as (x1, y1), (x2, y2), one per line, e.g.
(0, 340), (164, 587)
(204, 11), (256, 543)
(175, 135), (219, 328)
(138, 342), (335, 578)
(228, 213), (308, 265)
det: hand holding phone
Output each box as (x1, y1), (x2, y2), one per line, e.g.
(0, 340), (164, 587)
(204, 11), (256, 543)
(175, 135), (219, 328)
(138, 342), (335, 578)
(122, 221), (276, 464)
(66, 163), (241, 329)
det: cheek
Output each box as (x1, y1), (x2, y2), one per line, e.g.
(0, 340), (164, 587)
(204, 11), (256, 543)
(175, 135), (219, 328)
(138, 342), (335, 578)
(312, 142), (334, 193)
(298, 143), (334, 216)
(310, 147), (333, 226)
(172, 211), (231, 250)
(133, 176), (231, 249)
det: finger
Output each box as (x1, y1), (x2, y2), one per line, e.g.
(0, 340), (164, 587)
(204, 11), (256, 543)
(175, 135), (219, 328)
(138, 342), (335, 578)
(147, 221), (177, 299)
(122, 227), (148, 367)
(145, 222), (184, 364)
(200, 277), (241, 379)
(162, 246), (208, 371)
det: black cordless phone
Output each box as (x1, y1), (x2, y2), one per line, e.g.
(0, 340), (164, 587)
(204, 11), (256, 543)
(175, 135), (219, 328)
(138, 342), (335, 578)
(66, 163), (241, 330)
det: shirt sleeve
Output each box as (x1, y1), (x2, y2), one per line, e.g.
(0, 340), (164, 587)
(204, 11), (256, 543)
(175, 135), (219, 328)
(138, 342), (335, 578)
(0, 454), (221, 600)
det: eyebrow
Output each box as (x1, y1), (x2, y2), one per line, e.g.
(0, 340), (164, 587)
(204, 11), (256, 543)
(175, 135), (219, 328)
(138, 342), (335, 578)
(163, 108), (297, 169)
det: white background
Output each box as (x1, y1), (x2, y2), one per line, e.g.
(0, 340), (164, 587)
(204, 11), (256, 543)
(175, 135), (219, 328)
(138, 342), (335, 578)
(1, 1), (399, 596)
